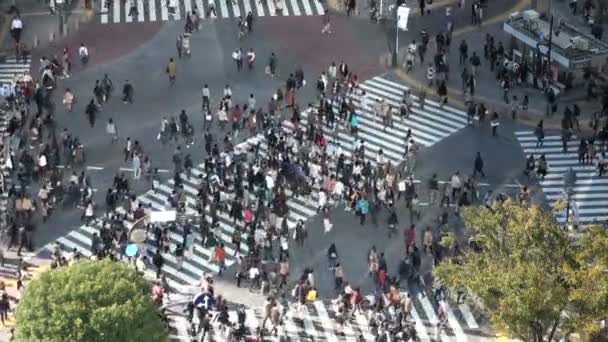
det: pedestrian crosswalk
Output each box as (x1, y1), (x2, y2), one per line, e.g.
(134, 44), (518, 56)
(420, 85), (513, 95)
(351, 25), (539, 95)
(99, 0), (325, 24)
(283, 75), (469, 167)
(167, 293), (482, 341)
(47, 134), (321, 288)
(515, 131), (608, 224)
(0, 56), (31, 86)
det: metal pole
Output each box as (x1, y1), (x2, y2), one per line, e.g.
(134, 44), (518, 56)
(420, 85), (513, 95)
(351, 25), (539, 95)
(547, 15), (553, 77)
(395, 24), (399, 67)
(59, 7), (64, 36)
(565, 192), (570, 223)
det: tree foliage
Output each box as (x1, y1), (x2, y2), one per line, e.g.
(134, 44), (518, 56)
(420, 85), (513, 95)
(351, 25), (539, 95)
(16, 259), (169, 342)
(435, 200), (608, 342)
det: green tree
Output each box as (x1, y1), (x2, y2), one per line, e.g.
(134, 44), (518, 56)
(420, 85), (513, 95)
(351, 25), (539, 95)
(435, 200), (608, 342)
(16, 259), (169, 342)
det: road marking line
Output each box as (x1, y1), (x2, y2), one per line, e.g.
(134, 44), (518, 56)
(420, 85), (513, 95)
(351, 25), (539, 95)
(137, 0), (145, 21)
(183, 0), (192, 17)
(161, 0), (169, 20)
(113, 0), (121, 23)
(231, 0), (241, 17)
(219, 0), (229, 17)
(243, 0), (252, 15)
(149, 0), (157, 20)
(287, 0), (300, 15)
(255, 0), (266, 16)
(459, 304), (479, 329)
(195, 0), (204, 18)
(301, 0), (312, 15)
(124, 0), (132, 23)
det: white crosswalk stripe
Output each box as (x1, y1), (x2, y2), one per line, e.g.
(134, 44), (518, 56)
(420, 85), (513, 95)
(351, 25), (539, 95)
(99, 0), (325, 24)
(515, 130), (608, 224)
(0, 57), (31, 86)
(169, 293), (480, 341)
(46, 134), (321, 287)
(282, 75), (469, 168)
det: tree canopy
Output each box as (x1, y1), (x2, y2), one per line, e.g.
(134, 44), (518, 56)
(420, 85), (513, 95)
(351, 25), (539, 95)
(16, 259), (169, 342)
(435, 200), (608, 342)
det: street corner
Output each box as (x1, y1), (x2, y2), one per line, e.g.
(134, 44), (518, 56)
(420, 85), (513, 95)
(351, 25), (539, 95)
(30, 21), (163, 74)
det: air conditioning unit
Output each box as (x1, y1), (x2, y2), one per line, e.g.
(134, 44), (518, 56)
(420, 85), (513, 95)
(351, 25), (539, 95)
(571, 37), (589, 51)
(523, 10), (540, 22)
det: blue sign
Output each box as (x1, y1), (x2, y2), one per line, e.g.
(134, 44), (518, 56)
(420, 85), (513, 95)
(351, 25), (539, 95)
(539, 32), (544, 42)
(194, 292), (214, 310)
(125, 244), (138, 257)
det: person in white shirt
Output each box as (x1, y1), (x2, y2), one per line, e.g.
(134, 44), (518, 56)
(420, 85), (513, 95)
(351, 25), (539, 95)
(168, 0), (178, 15)
(10, 16), (22, 43)
(328, 61), (337, 78)
(132, 153), (141, 180)
(106, 118), (118, 143)
(248, 93), (256, 109)
(78, 43), (89, 65)
(406, 41), (417, 72)
(450, 171), (462, 200)
(223, 84), (232, 98)
(359, 90), (370, 110)
(201, 84), (210, 111)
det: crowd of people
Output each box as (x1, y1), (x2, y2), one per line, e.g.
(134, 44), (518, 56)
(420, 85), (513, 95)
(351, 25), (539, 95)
(2, 1), (586, 340)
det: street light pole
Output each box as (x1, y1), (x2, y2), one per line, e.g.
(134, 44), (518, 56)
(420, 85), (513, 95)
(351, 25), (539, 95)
(565, 188), (571, 223)
(395, 23), (399, 67)
(563, 167), (576, 227)
(546, 14), (553, 77)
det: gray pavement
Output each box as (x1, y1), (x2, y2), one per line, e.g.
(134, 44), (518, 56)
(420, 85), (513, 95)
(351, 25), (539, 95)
(0, 1), (565, 340)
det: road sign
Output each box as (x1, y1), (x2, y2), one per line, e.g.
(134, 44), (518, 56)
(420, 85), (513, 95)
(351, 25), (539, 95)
(194, 292), (215, 310)
(397, 5), (410, 31)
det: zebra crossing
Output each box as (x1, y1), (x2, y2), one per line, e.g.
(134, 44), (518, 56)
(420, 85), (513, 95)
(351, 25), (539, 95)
(283, 75), (470, 167)
(99, 0), (325, 24)
(0, 56), (26, 215)
(0, 109), (10, 213)
(0, 56), (31, 86)
(47, 134), (320, 289)
(515, 131), (608, 224)
(167, 293), (482, 342)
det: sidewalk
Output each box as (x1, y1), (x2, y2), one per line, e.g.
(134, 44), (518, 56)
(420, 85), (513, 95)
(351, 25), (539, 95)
(0, 0), (94, 54)
(0, 249), (52, 340)
(386, 4), (603, 130)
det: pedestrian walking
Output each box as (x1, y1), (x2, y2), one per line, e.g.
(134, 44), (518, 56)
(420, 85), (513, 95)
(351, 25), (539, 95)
(437, 81), (448, 108)
(122, 80), (134, 103)
(232, 48), (243, 71)
(535, 120), (544, 147)
(10, 15), (22, 44)
(132, 153), (142, 180)
(166, 58), (177, 86)
(106, 118), (118, 143)
(491, 112), (499, 137)
(473, 152), (486, 178)
(78, 43), (89, 65)
(85, 99), (98, 127)
(202, 83), (211, 112)
(322, 12), (332, 34)
(247, 48), (255, 70)
(63, 88), (74, 112)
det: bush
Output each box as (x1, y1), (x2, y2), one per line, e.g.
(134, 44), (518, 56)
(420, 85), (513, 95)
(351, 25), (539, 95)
(16, 259), (169, 342)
